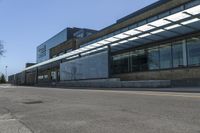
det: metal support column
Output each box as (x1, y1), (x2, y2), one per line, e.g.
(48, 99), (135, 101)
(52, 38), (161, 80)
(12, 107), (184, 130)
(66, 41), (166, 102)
(107, 45), (111, 79)
(35, 68), (38, 85)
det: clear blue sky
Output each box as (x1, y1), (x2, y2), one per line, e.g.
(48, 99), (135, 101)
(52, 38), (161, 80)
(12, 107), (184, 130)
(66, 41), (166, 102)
(0, 0), (157, 76)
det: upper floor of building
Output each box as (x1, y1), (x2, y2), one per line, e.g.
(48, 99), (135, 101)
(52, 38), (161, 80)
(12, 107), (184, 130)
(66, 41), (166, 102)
(37, 27), (97, 63)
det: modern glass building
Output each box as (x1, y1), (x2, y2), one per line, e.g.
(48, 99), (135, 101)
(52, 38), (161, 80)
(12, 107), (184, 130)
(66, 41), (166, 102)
(37, 28), (75, 63)
(37, 27), (96, 63)
(9, 0), (200, 86)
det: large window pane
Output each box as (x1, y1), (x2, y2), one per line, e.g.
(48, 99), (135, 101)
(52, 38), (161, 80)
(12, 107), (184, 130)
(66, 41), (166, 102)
(187, 37), (200, 66)
(130, 50), (148, 72)
(120, 54), (129, 73)
(111, 36), (200, 74)
(172, 41), (186, 68)
(112, 53), (129, 74)
(148, 48), (160, 70)
(130, 52), (139, 72)
(160, 45), (172, 69)
(138, 50), (148, 71)
(112, 57), (120, 74)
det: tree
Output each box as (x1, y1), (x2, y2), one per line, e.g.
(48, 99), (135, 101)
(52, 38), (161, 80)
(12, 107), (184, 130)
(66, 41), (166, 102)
(0, 74), (6, 84)
(0, 40), (5, 56)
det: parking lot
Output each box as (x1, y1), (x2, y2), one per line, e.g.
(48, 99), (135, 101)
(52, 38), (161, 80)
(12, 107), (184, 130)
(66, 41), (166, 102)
(0, 84), (200, 133)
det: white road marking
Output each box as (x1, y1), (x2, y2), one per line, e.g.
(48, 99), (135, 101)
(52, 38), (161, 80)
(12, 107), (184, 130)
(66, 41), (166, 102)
(124, 91), (200, 98)
(1, 85), (200, 99)
(104, 90), (200, 99)
(0, 85), (15, 89)
(80, 89), (200, 99)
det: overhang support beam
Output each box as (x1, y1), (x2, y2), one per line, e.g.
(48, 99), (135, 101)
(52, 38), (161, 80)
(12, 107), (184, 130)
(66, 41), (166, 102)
(183, 12), (200, 19)
(134, 28), (167, 39)
(164, 18), (198, 31)
(148, 24), (183, 36)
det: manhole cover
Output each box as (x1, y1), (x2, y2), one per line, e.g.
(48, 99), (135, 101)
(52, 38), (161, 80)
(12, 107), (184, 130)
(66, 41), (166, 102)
(22, 100), (43, 105)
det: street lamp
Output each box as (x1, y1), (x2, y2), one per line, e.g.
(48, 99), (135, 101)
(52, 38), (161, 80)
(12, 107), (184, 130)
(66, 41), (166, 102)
(5, 66), (8, 82)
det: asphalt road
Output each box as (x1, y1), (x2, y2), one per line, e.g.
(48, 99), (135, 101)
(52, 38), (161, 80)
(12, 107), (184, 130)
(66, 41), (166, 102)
(0, 84), (200, 133)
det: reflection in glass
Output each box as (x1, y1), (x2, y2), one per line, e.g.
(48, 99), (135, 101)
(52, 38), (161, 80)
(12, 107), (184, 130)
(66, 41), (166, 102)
(138, 50), (148, 71)
(111, 35), (200, 75)
(172, 42), (184, 68)
(160, 45), (172, 69)
(148, 48), (160, 70)
(187, 37), (200, 66)
(130, 50), (148, 72)
(130, 52), (139, 72)
(112, 53), (129, 74)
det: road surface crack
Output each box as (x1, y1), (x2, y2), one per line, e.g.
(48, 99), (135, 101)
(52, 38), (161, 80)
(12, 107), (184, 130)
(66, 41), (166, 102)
(0, 107), (34, 133)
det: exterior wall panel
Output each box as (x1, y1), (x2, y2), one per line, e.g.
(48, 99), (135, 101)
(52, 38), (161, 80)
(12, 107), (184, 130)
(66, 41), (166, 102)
(60, 51), (109, 81)
(37, 29), (68, 63)
(50, 39), (77, 58)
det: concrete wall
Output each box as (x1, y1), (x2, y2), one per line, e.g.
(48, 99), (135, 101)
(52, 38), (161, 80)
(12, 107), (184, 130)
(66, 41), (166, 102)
(60, 51), (109, 81)
(112, 67), (200, 81)
(57, 79), (171, 88)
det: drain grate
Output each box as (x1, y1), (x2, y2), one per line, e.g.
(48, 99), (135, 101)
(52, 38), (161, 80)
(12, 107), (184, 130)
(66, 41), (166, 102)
(22, 100), (43, 105)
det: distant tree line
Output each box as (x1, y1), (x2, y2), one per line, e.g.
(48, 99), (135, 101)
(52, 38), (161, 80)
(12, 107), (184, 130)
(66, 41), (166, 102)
(0, 40), (4, 56)
(0, 40), (6, 83)
(0, 74), (6, 84)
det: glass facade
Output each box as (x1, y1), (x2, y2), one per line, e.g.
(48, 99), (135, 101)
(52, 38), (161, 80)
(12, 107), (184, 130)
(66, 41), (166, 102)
(172, 41), (186, 68)
(112, 53), (129, 74)
(160, 45), (172, 69)
(80, 0), (200, 49)
(112, 35), (200, 74)
(130, 50), (148, 72)
(37, 29), (68, 63)
(187, 37), (200, 66)
(148, 48), (160, 70)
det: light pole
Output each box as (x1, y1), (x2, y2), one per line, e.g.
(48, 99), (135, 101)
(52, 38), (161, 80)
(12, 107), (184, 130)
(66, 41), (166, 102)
(5, 66), (8, 82)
